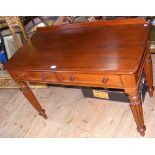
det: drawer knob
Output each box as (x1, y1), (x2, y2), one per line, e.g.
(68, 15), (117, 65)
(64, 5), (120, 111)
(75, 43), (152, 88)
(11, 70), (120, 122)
(69, 75), (76, 81)
(41, 74), (48, 81)
(102, 77), (108, 83)
(19, 74), (25, 79)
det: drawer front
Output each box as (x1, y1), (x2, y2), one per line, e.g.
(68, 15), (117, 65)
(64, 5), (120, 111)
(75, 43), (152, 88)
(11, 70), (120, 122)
(14, 71), (58, 82)
(59, 72), (122, 86)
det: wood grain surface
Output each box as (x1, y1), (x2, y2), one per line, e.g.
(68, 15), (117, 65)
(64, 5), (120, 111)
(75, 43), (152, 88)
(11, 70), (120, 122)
(4, 18), (150, 74)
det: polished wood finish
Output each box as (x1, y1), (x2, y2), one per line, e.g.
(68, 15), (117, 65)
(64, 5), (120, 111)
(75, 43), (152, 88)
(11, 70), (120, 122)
(128, 90), (146, 136)
(144, 50), (154, 97)
(59, 72), (122, 88)
(12, 71), (58, 82)
(10, 73), (47, 119)
(4, 18), (154, 136)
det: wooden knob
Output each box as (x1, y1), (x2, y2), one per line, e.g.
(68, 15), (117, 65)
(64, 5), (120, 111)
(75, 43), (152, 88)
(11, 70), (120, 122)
(69, 75), (76, 81)
(41, 74), (48, 81)
(19, 73), (25, 79)
(102, 77), (108, 83)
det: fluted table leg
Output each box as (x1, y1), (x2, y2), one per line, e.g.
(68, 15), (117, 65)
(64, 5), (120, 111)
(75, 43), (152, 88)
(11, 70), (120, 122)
(144, 51), (154, 97)
(128, 92), (145, 136)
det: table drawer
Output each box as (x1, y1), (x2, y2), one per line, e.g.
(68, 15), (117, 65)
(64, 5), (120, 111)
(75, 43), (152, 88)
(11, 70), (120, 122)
(59, 72), (122, 86)
(14, 71), (58, 82)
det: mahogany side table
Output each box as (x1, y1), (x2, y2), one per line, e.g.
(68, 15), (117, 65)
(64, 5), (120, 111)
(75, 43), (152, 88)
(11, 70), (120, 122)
(4, 18), (154, 136)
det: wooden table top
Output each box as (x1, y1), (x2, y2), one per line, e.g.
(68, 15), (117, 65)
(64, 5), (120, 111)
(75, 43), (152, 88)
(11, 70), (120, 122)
(4, 18), (151, 74)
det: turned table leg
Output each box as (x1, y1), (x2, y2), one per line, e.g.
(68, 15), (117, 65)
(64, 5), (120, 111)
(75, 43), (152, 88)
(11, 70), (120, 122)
(16, 79), (47, 119)
(144, 52), (154, 97)
(128, 92), (146, 136)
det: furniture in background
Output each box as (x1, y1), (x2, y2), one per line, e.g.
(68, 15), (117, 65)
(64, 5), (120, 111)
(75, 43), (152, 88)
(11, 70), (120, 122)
(0, 16), (50, 59)
(23, 16), (49, 27)
(5, 16), (29, 49)
(54, 16), (138, 25)
(0, 16), (29, 63)
(54, 16), (96, 25)
(4, 18), (154, 136)
(3, 33), (23, 59)
(0, 16), (48, 88)
(0, 32), (7, 68)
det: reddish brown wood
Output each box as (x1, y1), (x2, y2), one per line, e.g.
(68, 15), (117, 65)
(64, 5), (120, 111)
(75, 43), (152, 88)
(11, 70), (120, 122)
(4, 18), (154, 136)
(10, 72), (48, 119)
(144, 50), (154, 97)
(128, 91), (146, 136)
(59, 72), (122, 88)
(4, 18), (151, 74)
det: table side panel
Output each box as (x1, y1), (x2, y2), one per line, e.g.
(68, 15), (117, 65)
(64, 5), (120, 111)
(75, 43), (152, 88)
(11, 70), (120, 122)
(9, 71), (123, 89)
(10, 71), (58, 82)
(58, 72), (122, 87)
